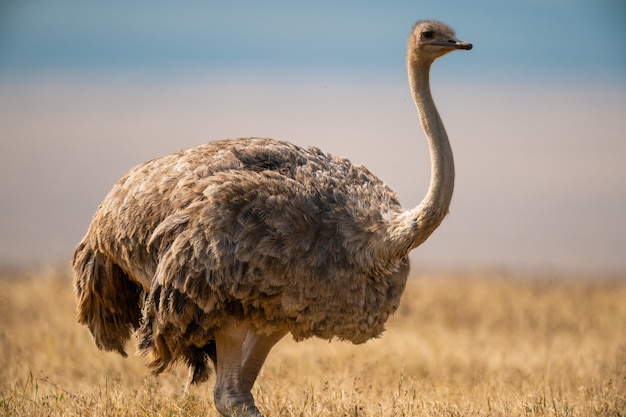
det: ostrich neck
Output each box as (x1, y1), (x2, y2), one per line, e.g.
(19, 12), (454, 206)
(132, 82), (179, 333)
(396, 59), (455, 252)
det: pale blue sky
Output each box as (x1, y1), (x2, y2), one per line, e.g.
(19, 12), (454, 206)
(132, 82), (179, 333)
(1, 1), (625, 81)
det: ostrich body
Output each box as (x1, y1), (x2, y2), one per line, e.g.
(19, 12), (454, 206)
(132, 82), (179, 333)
(73, 21), (471, 417)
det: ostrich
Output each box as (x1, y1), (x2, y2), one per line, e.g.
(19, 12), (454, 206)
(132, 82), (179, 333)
(73, 20), (471, 417)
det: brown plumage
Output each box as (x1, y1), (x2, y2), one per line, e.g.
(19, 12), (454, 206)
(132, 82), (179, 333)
(73, 21), (471, 417)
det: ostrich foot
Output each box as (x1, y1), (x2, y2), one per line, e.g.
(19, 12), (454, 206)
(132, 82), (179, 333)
(214, 389), (262, 417)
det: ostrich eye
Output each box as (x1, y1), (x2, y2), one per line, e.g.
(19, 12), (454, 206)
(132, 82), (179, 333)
(421, 31), (434, 39)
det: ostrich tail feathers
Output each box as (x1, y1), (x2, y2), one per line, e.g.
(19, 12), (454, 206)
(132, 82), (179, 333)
(136, 319), (174, 376)
(72, 241), (143, 356)
(136, 320), (215, 385)
(184, 342), (216, 384)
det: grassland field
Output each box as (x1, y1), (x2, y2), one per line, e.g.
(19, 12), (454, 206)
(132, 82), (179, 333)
(0, 266), (624, 416)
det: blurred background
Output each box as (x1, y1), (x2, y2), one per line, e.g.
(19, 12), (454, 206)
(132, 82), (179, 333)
(0, 0), (625, 274)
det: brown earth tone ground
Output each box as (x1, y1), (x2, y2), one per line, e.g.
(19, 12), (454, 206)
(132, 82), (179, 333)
(1, 267), (624, 416)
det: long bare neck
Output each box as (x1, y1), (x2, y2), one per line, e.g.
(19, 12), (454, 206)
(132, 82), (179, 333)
(386, 56), (455, 256)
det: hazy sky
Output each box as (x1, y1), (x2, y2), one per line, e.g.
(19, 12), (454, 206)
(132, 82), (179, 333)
(1, 1), (625, 274)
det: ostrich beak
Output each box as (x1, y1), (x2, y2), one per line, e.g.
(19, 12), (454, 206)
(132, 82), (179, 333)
(432, 39), (473, 51)
(447, 39), (472, 50)
(455, 41), (473, 50)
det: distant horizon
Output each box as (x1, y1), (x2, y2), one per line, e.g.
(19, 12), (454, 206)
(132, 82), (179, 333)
(1, 74), (625, 274)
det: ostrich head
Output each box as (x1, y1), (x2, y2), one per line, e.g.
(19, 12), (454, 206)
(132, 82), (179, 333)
(408, 20), (473, 63)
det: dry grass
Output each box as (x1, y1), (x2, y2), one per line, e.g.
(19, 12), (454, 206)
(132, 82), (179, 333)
(0, 267), (624, 416)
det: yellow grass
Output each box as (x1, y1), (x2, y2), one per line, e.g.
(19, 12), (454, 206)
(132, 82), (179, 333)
(1, 267), (624, 416)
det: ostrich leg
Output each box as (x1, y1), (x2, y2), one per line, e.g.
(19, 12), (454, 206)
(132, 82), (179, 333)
(240, 329), (287, 392)
(213, 323), (286, 417)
